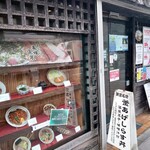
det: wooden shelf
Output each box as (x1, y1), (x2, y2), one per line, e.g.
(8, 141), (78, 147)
(0, 107), (82, 143)
(0, 83), (82, 109)
(0, 61), (82, 74)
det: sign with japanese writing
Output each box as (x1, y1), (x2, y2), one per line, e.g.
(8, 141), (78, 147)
(110, 69), (120, 82)
(135, 44), (143, 65)
(143, 27), (150, 66)
(107, 89), (138, 150)
(50, 109), (69, 126)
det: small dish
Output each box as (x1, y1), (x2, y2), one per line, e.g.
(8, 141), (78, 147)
(38, 81), (47, 89)
(13, 136), (31, 150)
(16, 84), (30, 95)
(39, 127), (54, 144)
(47, 69), (67, 86)
(43, 104), (56, 116)
(5, 106), (31, 127)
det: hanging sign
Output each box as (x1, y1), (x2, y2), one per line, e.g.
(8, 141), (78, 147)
(107, 89), (138, 150)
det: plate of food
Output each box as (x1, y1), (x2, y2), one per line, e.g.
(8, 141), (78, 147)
(43, 104), (56, 116)
(54, 126), (72, 135)
(47, 69), (67, 86)
(5, 106), (31, 127)
(39, 127), (54, 144)
(13, 136), (31, 150)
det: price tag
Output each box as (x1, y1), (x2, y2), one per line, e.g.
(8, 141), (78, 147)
(28, 117), (37, 126)
(75, 126), (81, 133)
(0, 93), (10, 102)
(63, 80), (71, 87)
(33, 87), (43, 95)
(32, 120), (49, 132)
(56, 134), (63, 142)
(32, 144), (41, 150)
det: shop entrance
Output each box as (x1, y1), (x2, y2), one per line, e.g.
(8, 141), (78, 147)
(103, 13), (133, 125)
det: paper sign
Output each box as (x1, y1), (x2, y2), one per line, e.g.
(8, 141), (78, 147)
(75, 126), (81, 133)
(107, 89), (138, 150)
(135, 44), (143, 65)
(33, 87), (43, 95)
(110, 69), (120, 82)
(32, 120), (49, 132)
(28, 117), (37, 126)
(63, 80), (71, 87)
(32, 144), (41, 150)
(50, 109), (69, 126)
(143, 27), (150, 66)
(136, 67), (146, 82)
(56, 134), (63, 142)
(0, 93), (10, 102)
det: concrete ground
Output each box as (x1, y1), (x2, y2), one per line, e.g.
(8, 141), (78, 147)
(107, 111), (150, 150)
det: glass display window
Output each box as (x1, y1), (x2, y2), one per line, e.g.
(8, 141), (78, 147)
(0, 31), (89, 150)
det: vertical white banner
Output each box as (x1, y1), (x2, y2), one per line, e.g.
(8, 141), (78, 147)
(107, 89), (138, 150)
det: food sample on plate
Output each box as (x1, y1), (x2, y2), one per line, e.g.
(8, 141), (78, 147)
(5, 106), (30, 127)
(39, 127), (54, 144)
(0, 42), (28, 66)
(8, 109), (27, 125)
(43, 104), (56, 116)
(13, 137), (31, 150)
(54, 126), (72, 135)
(47, 69), (67, 86)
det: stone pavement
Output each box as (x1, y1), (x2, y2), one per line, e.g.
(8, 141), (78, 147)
(107, 111), (150, 150)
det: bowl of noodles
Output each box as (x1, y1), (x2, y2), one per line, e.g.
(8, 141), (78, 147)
(5, 106), (31, 128)
(13, 136), (31, 150)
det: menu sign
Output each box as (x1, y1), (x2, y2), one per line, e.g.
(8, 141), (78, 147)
(107, 90), (138, 150)
(50, 109), (69, 126)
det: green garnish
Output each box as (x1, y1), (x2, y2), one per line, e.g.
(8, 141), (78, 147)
(19, 87), (27, 91)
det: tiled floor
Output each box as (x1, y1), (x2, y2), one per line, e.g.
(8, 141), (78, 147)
(107, 111), (150, 150)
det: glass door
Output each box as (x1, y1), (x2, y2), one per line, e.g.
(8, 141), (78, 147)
(103, 16), (133, 126)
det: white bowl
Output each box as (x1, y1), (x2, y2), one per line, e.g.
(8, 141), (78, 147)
(13, 136), (31, 150)
(5, 106), (31, 128)
(16, 84), (30, 95)
(39, 127), (54, 144)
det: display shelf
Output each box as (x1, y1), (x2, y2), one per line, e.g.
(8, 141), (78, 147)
(0, 83), (81, 109)
(31, 127), (83, 150)
(0, 61), (82, 74)
(0, 107), (82, 143)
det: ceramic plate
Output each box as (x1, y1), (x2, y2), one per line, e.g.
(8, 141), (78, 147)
(43, 104), (56, 116)
(0, 81), (6, 94)
(13, 136), (31, 150)
(39, 127), (54, 144)
(5, 106), (31, 127)
(47, 69), (67, 86)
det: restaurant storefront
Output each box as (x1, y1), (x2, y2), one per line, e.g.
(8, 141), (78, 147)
(97, 0), (150, 149)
